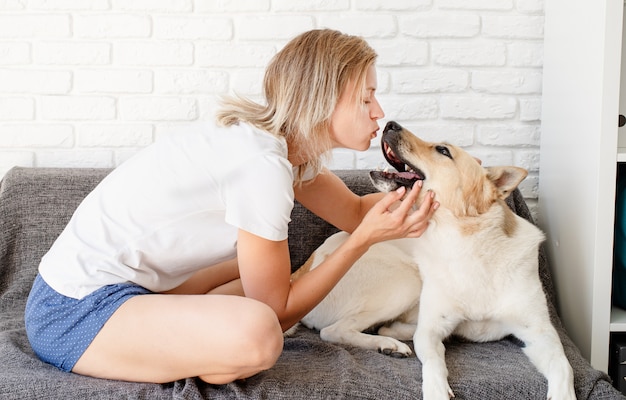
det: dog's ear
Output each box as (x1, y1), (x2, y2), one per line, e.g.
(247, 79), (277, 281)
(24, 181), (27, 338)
(485, 166), (528, 200)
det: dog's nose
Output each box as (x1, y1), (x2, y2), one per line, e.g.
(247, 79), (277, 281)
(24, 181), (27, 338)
(384, 121), (403, 133)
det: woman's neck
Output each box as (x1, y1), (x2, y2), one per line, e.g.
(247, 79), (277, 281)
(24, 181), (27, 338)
(287, 140), (309, 167)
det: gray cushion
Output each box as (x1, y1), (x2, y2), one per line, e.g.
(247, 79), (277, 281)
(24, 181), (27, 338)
(0, 167), (622, 399)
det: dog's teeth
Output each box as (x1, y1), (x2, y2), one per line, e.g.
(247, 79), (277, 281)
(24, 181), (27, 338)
(384, 167), (389, 173)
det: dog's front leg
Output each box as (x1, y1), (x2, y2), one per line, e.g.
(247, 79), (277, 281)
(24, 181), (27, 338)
(413, 306), (457, 399)
(513, 319), (575, 400)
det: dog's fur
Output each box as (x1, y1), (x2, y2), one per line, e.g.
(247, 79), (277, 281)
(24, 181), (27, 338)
(292, 122), (575, 400)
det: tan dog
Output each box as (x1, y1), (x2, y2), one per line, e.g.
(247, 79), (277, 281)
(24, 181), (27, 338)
(293, 121), (575, 400)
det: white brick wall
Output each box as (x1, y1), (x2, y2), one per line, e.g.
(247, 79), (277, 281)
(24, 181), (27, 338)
(0, 0), (544, 207)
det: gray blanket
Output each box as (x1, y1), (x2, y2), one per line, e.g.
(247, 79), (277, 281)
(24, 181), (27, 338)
(0, 167), (623, 399)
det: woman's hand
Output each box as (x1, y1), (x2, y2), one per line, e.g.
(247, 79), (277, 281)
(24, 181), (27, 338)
(353, 181), (439, 247)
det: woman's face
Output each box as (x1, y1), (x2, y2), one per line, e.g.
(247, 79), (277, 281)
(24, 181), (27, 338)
(329, 65), (385, 151)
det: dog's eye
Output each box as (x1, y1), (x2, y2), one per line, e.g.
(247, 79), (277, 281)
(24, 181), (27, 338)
(436, 145), (453, 159)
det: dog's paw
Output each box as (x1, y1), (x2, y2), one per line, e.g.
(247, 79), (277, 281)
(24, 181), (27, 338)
(546, 383), (576, 400)
(422, 384), (455, 400)
(422, 374), (454, 400)
(283, 323), (300, 337)
(378, 347), (410, 358)
(376, 337), (412, 358)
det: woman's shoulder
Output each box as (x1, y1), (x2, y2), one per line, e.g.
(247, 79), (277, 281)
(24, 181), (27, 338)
(222, 122), (288, 159)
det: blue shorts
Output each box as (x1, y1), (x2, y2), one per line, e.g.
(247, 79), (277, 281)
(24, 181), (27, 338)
(24, 274), (152, 372)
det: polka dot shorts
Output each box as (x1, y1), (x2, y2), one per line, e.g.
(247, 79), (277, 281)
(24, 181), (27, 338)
(24, 274), (152, 372)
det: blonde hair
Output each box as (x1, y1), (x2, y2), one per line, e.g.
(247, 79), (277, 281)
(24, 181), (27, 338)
(216, 29), (377, 183)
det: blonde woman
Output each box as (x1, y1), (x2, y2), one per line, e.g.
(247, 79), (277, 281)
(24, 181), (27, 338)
(24, 29), (438, 384)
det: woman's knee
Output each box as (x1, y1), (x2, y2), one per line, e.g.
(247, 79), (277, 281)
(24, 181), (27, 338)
(240, 300), (284, 368)
(198, 299), (282, 384)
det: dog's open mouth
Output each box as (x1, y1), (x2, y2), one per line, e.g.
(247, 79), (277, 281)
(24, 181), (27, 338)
(373, 140), (425, 189)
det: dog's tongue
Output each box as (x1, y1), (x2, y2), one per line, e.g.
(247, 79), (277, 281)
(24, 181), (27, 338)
(397, 171), (423, 180)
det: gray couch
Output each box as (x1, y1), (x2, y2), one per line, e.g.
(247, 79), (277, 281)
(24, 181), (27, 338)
(0, 166), (624, 399)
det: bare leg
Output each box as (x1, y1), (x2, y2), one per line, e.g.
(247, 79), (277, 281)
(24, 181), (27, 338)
(72, 293), (283, 384)
(162, 258), (240, 295)
(209, 278), (244, 296)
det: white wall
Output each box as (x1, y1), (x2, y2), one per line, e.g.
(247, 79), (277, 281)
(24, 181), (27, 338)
(0, 0), (544, 205)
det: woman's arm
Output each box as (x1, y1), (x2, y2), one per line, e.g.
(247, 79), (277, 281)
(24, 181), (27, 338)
(293, 168), (385, 233)
(238, 181), (436, 331)
(237, 230), (371, 331)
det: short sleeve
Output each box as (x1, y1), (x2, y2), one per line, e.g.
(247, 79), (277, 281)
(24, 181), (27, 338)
(222, 154), (294, 241)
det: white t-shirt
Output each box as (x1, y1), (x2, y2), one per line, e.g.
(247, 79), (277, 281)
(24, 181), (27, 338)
(39, 122), (297, 299)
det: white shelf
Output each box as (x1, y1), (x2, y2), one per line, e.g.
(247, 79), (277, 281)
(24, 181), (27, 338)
(611, 306), (626, 331)
(538, 0), (623, 373)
